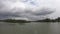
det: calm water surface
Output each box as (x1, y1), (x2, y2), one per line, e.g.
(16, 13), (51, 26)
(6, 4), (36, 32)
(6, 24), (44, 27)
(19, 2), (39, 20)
(0, 22), (60, 34)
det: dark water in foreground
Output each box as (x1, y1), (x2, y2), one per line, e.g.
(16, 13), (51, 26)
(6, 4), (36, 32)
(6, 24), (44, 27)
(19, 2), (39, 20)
(0, 22), (60, 34)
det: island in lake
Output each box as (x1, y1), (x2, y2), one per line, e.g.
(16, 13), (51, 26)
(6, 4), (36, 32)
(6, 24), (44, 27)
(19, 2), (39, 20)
(0, 17), (60, 23)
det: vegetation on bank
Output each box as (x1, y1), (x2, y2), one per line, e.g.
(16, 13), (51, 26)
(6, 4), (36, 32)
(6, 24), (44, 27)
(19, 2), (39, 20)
(0, 17), (60, 23)
(0, 19), (30, 23)
(35, 17), (60, 22)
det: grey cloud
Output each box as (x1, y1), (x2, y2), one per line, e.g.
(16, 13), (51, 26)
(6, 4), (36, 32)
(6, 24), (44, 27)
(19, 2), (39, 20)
(0, 0), (55, 20)
(0, 6), (54, 20)
(32, 8), (54, 16)
(13, 8), (54, 20)
(0, 11), (20, 19)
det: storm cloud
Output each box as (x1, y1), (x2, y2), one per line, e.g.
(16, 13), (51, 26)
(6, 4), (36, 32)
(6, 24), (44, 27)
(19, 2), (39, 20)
(0, 0), (55, 20)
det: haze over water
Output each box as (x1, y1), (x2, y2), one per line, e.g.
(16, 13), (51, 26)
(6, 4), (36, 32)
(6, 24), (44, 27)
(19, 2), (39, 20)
(0, 22), (60, 34)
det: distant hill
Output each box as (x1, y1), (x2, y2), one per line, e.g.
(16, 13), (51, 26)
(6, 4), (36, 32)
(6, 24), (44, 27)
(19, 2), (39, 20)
(0, 17), (60, 23)
(34, 17), (60, 22)
(0, 19), (31, 23)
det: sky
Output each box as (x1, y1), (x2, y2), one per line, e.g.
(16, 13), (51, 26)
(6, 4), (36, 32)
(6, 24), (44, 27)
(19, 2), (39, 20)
(0, 0), (60, 20)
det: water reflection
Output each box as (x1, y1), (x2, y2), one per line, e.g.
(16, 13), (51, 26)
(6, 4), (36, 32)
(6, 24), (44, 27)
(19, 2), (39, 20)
(0, 22), (60, 34)
(48, 23), (60, 34)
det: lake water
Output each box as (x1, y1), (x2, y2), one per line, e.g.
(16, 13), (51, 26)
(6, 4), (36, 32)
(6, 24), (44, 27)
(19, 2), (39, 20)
(0, 22), (60, 34)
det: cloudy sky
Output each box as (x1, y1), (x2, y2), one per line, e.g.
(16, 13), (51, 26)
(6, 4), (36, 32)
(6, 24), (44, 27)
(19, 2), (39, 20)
(0, 0), (60, 20)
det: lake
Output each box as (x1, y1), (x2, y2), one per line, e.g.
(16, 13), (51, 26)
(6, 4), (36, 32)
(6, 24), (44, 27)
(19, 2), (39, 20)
(0, 22), (60, 34)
